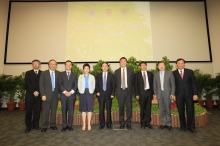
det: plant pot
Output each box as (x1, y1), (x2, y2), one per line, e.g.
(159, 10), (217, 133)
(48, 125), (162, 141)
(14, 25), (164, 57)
(198, 100), (205, 107)
(0, 102), (2, 109)
(6, 102), (16, 111)
(215, 100), (220, 108)
(18, 102), (25, 110)
(205, 100), (214, 108)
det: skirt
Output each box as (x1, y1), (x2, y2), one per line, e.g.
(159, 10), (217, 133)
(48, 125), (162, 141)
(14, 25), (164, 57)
(79, 89), (94, 112)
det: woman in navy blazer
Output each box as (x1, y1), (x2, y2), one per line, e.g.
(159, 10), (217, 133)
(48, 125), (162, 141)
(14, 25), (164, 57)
(78, 63), (95, 131)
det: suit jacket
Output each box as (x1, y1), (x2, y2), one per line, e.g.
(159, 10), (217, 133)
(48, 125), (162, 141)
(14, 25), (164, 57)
(173, 68), (198, 98)
(114, 67), (134, 98)
(58, 71), (78, 100)
(78, 74), (95, 94)
(153, 71), (175, 100)
(39, 69), (60, 101)
(25, 69), (42, 97)
(96, 72), (115, 97)
(135, 71), (154, 99)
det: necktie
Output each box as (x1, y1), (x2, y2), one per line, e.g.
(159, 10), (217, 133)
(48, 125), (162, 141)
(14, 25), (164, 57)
(160, 71), (164, 91)
(51, 71), (55, 92)
(35, 71), (37, 75)
(143, 72), (146, 89)
(122, 69), (126, 89)
(67, 72), (70, 80)
(180, 70), (183, 79)
(103, 73), (106, 91)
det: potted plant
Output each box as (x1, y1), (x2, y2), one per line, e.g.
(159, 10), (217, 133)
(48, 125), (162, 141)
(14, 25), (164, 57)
(203, 76), (216, 108)
(16, 73), (26, 110)
(194, 70), (211, 107)
(0, 74), (10, 109)
(215, 73), (220, 108)
(5, 76), (17, 111)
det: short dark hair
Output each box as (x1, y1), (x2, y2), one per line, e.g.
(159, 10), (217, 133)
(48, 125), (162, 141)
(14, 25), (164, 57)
(139, 61), (147, 66)
(65, 60), (72, 65)
(176, 58), (185, 64)
(32, 59), (41, 64)
(48, 59), (57, 65)
(83, 63), (90, 69)
(119, 57), (127, 62)
(158, 61), (165, 65)
(101, 62), (109, 67)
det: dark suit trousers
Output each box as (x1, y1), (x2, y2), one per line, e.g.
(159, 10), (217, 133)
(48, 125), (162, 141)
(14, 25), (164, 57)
(176, 91), (195, 129)
(98, 90), (112, 127)
(61, 98), (75, 127)
(25, 95), (41, 128)
(42, 92), (58, 128)
(139, 90), (152, 125)
(118, 88), (132, 126)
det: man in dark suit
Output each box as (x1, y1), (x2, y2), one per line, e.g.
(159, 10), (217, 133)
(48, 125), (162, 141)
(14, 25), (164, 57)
(24, 59), (42, 133)
(96, 62), (115, 129)
(153, 61), (175, 131)
(115, 57), (134, 130)
(173, 58), (198, 133)
(39, 59), (60, 132)
(58, 60), (77, 132)
(135, 61), (154, 129)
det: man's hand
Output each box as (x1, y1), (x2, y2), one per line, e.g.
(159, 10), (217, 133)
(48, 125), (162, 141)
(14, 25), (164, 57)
(111, 95), (114, 98)
(65, 92), (72, 97)
(33, 91), (39, 97)
(136, 96), (139, 100)
(193, 95), (198, 101)
(170, 95), (175, 100)
(96, 93), (100, 96)
(153, 95), (157, 100)
(42, 96), (46, 101)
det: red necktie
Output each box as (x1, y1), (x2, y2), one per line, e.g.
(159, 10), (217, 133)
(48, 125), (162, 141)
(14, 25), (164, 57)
(180, 70), (183, 79)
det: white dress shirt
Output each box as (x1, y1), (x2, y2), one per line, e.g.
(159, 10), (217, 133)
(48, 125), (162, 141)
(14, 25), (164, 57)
(121, 67), (127, 88)
(142, 71), (150, 90)
(178, 68), (184, 76)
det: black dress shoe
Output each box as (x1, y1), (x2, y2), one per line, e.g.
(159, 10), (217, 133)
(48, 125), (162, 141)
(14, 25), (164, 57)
(32, 126), (41, 130)
(107, 126), (112, 129)
(158, 125), (167, 130)
(25, 128), (31, 133)
(61, 127), (66, 132)
(99, 126), (104, 129)
(141, 124), (145, 129)
(167, 126), (173, 132)
(120, 124), (125, 129)
(180, 128), (186, 132)
(146, 123), (153, 129)
(50, 126), (58, 130)
(188, 128), (196, 133)
(126, 125), (132, 130)
(41, 128), (47, 132)
(68, 126), (73, 131)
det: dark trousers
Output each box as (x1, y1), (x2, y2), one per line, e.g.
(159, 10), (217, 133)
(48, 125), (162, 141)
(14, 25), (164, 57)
(176, 91), (195, 129)
(139, 90), (152, 125)
(118, 88), (132, 126)
(25, 95), (41, 128)
(98, 90), (112, 127)
(42, 92), (58, 128)
(61, 98), (75, 127)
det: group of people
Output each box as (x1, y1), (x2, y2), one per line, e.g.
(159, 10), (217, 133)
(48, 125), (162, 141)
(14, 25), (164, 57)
(24, 57), (198, 134)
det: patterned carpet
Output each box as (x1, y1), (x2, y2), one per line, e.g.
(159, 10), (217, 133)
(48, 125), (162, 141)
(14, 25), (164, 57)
(0, 108), (220, 146)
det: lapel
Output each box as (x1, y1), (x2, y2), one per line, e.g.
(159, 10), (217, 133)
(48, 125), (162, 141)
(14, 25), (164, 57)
(118, 68), (121, 85)
(100, 72), (103, 88)
(126, 68), (130, 82)
(163, 70), (168, 87)
(46, 70), (52, 86)
(175, 69), (183, 81)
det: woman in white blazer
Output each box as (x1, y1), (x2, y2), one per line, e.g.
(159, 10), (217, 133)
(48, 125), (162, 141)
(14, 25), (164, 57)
(78, 63), (95, 131)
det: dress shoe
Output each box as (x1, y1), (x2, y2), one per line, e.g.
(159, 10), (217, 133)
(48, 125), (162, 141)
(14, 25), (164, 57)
(120, 124), (125, 129)
(61, 127), (66, 132)
(88, 124), (92, 131)
(50, 126), (58, 130)
(25, 128), (31, 133)
(126, 125), (132, 130)
(188, 128), (196, 133)
(158, 125), (167, 130)
(41, 128), (47, 132)
(68, 126), (73, 131)
(141, 124), (145, 129)
(107, 126), (112, 129)
(167, 126), (173, 132)
(32, 126), (41, 130)
(99, 126), (104, 129)
(146, 123), (153, 129)
(82, 124), (86, 131)
(180, 128), (186, 132)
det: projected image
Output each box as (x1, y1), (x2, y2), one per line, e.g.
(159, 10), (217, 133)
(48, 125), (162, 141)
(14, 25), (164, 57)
(66, 2), (153, 62)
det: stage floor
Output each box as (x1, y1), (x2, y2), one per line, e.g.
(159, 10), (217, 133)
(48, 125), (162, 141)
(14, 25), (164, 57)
(0, 108), (220, 146)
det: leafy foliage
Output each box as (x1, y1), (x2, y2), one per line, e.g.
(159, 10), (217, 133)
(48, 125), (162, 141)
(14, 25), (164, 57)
(71, 62), (83, 77)
(149, 56), (174, 73)
(127, 56), (141, 73)
(90, 60), (113, 77)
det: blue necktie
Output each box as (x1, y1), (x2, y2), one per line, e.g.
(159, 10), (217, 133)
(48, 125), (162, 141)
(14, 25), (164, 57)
(51, 71), (55, 92)
(103, 73), (106, 91)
